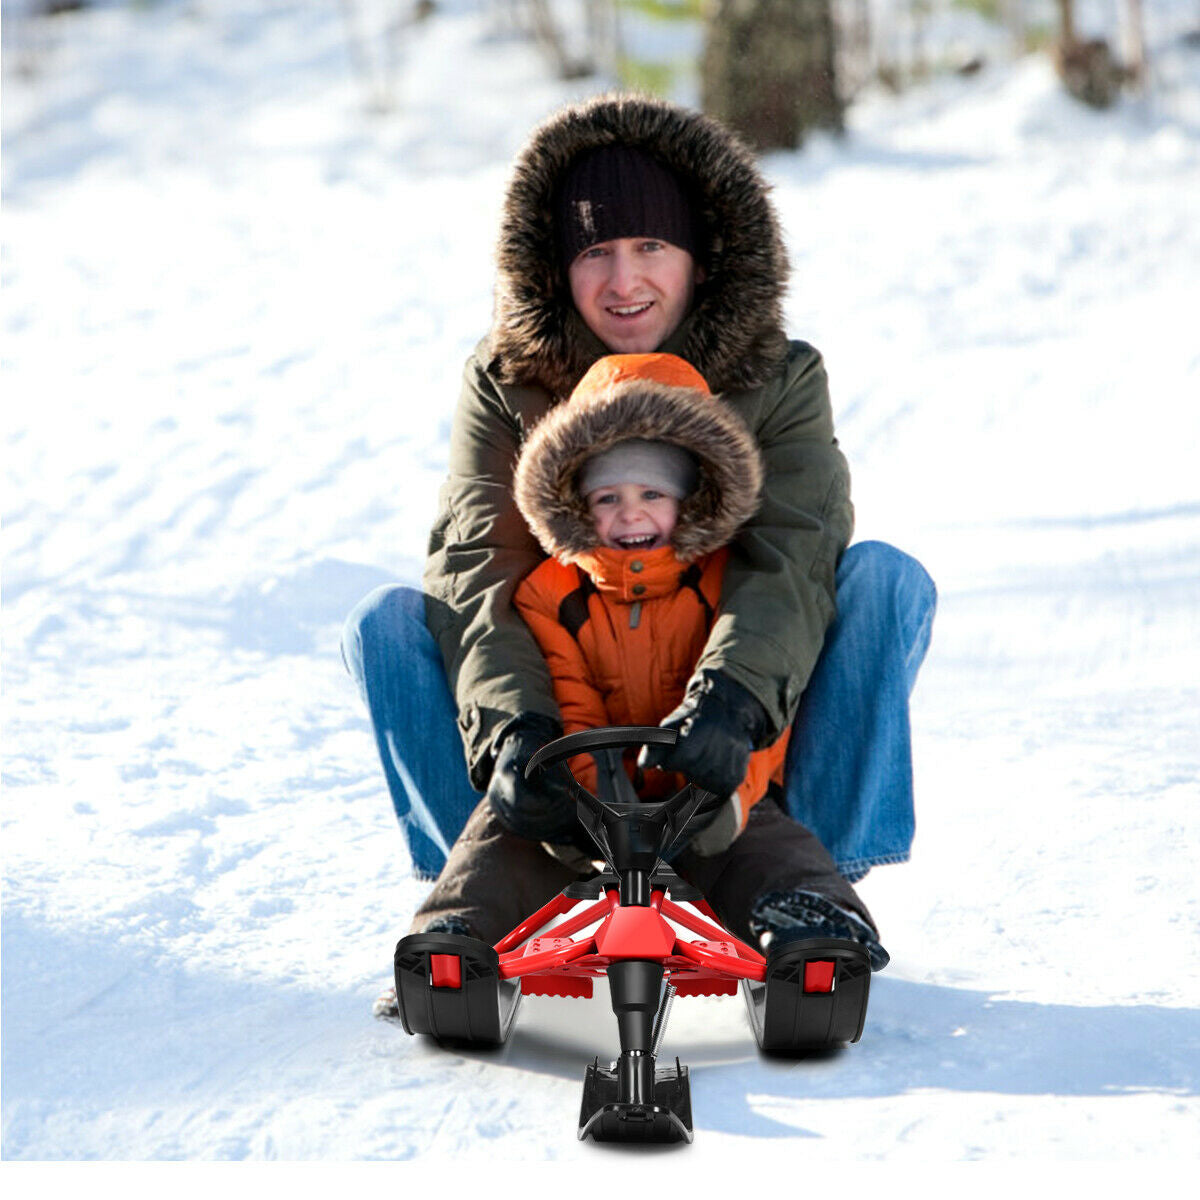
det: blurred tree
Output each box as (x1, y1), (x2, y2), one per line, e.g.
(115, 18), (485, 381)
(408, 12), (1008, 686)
(340, 0), (436, 112)
(1000, 0), (1026, 53)
(526, 0), (594, 77)
(1052, 0), (1129, 108)
(495, 0), (619, 80)
(701, 0), (842, 149)
(1123, 0), (1147, 87)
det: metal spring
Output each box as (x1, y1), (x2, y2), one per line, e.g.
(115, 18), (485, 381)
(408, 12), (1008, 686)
(650, 982), (677, 1059)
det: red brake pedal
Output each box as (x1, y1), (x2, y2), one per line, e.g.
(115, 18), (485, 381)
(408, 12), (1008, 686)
(430, 953), (462, 988)
(803, 960), (836, 993)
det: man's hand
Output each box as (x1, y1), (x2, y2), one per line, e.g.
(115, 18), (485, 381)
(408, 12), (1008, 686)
(637, 670), (771, 798)
(486, 713), (578, 843)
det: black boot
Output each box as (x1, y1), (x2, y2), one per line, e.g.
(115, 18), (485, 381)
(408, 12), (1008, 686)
(750, 889), (890, 971)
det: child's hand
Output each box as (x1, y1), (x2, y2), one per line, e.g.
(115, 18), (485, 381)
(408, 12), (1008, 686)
(637, 670), (769, 798)
(486, 713), (577, 843)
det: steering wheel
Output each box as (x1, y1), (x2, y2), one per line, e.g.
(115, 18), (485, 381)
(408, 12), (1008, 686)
(526, 725), (723, 869)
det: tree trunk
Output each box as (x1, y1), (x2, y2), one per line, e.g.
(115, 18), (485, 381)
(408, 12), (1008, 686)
(1053, 0), (1125, 108)
(1056, 0), (1076, 44)
(702, 0), (843, 150)
(1124, 0), (1148, 87)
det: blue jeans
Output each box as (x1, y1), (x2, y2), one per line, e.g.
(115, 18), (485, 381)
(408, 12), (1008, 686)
(341, 540), (935, 881)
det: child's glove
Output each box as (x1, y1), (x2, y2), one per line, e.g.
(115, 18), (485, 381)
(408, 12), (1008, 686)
(486, 713), (579, 844)
(637, 670), (770, 798)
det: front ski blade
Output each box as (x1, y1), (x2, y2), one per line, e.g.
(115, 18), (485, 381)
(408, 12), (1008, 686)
(577, 1057), (693, 1143)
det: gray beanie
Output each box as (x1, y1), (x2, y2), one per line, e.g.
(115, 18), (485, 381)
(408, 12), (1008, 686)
(578, 439), (699, 501)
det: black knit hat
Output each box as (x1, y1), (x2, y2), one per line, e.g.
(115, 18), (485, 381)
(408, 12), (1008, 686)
(557, 144), (700, 267)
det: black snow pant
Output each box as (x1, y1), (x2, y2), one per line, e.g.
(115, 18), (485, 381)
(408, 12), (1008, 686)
(410, 796), (877, 948)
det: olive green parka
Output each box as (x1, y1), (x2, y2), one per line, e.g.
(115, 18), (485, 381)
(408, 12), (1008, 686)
(423, 94), (854, 790)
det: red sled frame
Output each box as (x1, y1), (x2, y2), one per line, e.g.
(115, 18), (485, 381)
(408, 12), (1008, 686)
(393, 726), (870, 1145)
(494, 878), (768, 999)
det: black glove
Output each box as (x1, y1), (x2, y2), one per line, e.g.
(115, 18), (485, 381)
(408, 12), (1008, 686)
(637, 670), (771, 798)
(486, 713), (578, 844)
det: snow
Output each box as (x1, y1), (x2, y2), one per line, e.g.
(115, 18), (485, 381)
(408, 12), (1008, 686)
(4, 0), (1199, 1165)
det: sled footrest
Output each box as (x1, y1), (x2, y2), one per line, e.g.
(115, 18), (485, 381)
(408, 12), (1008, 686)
(578, 1057), (693, 1143)
(393, 932), (521, 1046)
(743, 937), (872, 1051)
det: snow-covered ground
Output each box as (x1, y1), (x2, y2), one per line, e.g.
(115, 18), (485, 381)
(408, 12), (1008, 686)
(4, 0), (1199, 1163)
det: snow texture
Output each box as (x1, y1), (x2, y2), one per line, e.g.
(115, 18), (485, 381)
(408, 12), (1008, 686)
(3, 0), (1199, 1163)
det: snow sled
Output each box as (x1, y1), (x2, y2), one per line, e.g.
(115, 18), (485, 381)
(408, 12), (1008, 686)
(392, 726), (872, 1145)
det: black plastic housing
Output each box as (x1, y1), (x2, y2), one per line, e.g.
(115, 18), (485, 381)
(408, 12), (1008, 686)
(393, 932), (521, 1046)
(743, 937), (872, 1051)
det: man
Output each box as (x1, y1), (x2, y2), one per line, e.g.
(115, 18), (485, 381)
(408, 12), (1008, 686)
(342, 94), (935, 895)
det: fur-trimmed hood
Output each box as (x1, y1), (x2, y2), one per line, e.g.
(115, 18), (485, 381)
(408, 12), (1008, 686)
(514, 353), (764, 563)
(488, 93), (789, 400)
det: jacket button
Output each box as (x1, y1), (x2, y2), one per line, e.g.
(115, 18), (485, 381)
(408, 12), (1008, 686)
(632, 583), (646, 596)
(630, 560), (644, 573)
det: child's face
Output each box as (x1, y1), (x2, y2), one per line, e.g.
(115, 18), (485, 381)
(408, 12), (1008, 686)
(586, 482), (679, 551)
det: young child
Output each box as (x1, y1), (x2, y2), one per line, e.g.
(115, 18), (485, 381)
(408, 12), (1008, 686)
(401, 353), (886, 976)
(509, 351), (785, 855)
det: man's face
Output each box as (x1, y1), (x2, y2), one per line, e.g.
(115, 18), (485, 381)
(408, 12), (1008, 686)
(568, 237), (702, 354)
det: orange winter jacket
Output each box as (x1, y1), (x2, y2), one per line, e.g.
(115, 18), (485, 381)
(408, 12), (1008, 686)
(514, 542), (789, 831)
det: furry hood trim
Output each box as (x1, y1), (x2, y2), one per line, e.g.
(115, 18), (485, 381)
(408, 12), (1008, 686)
(514, 355), (764, 563)
(488, 93), (789, 399)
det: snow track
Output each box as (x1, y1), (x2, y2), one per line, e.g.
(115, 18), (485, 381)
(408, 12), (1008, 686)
(4, 0), (1199, 1161)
